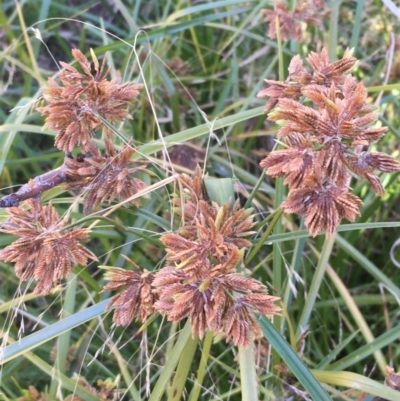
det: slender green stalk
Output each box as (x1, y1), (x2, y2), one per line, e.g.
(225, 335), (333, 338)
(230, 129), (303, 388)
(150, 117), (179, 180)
(148, 321), (192, 401)
(246, 208), (283, 264)
(350, 0), (366, 49)
(188, 330), (213, 401)
(238, 340), (258, 401)
(283, 218), (306, 311)
(328, 0), (342, 60)
(325, 265), (387, 374)
(295, 234), (336, 338)
(259, 317), (332, 401)
(49, 275), (77, 399)
(167, 335), (199, 401)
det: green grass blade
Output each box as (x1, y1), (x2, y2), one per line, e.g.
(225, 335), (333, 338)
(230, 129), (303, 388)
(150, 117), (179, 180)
(312, 370), (400, 401)
(167, 335), (198, 401)
(259, 316), (332, 401)
(148, 321), (192, 401)
(336, 234), (400, 299)
(325, 324), (400, 371)
(188, 330), (213, 401)
(2, 341), (101, 401)
(0, 299), (110, 364)
(0, 98), (33, 175)
(295, 235), (336, 338)
(135, 107), (264, 158)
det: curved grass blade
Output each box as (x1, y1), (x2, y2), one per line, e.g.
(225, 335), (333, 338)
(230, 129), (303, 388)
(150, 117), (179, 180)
(0, 98), (33, 175)
(0, 299), (109, 364)
(312, 370), (400, 401)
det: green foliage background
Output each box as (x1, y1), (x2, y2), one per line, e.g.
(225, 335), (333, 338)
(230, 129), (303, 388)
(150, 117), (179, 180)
(0, 0), (400, 400)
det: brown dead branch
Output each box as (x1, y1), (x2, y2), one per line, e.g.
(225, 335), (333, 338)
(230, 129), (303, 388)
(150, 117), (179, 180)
(0, 162), (70, 208)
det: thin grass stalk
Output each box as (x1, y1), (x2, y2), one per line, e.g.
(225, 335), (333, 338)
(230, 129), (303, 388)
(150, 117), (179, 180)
(148, 321), (192, 401)
(49, 202), (80, 398)
(33, 0), (51, 56)
(188, 25), (206, 73)
(15, 3), (43, 85)
(238, 340), (258, 401)
(135, 107), (265, 159)
(324, 264), (387, 374)
(244, 168), (267, 209)
(295, 234), (336, 338)
(3, 337), (101, 401)
(272, 19), (285, 374)
(335, 234), (400, 299)
(328, 0), (341, 60)
(105, 336), (141, 401)
(188, 330), (213, 401)
(49, 274), (77, 399)
(350, 0), (366, 49)
(326, 325), (400, 372)
(246, 208), (283, 264)
(167, 335), (199, 401)
(311, 370), (400, 401)
(283, 219), (306, 311)
(0, 299), (110, 364)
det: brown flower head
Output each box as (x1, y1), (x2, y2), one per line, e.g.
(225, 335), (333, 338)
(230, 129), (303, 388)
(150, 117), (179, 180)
(262, 0), (327, 42)
(258, 49), (400, 236)
(161, 197), (255, 281)
(37, 49), (142, 152)
(17, 386), (49, 401)
(0, 199), (97, 294)
(103, 259), (156, 326)
(153, 251), (280, 346)
(65, 139), (148, 213)
(63, 374), (120, 401)
(153, 168), (280, 347)
(371, 366), (400, 401)
(257, 48), (357, 113)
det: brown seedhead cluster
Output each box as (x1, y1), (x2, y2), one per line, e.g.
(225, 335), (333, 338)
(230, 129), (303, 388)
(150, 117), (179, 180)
(103, 258), (156, 326)
(157, 168), (280, 346)
(0, 49), (146, 292)
(37, 49), (142, 153)
(262, 0), (327, 42)
(258, 48), (400, 236)
(104, 168), (280, 347)
(0, 199), (97, 294)
(64, 139), (148, 213)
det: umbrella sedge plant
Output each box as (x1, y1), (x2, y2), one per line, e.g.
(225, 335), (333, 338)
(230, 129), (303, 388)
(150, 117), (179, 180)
(0, 2), (400, 400)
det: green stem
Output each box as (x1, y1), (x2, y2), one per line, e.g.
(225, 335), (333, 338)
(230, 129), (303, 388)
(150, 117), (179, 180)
(239, 340), (259, 401)
(246, 208), (283, 264)
(188, 330), (213, 401)
(295, 234), (336, 339)
(168, 335), (199, 401)
(148, 321), (192, 401)
(49, 267), (77, 398)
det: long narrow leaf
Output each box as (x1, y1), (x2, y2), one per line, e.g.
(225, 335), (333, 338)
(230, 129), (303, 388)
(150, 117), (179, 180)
(259, 316), (332, 401)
